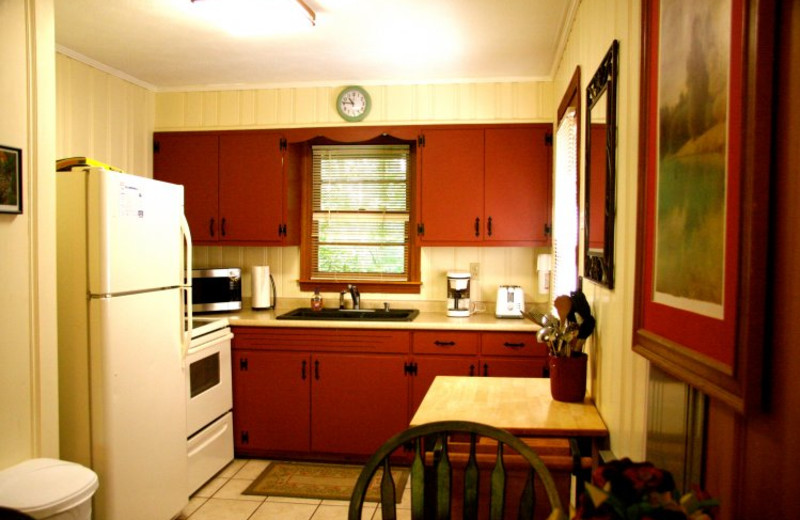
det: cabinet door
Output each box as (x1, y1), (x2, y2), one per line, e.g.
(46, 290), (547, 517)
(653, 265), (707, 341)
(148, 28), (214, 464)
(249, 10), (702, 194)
(219, 133), (284, 243)
(480, 356), (547, 378)
(411, 356), (479, 416)
(311, 353), (409, 456)
(232, 350), (310, 455)
(484, 126), (552, 244)
(419, 129), (485, 244)
(153, 133), (219, 242)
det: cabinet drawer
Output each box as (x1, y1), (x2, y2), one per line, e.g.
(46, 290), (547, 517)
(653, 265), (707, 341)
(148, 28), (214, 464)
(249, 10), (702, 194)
(481, 332), (545, 357)
(232, 327), (410, 354)
(413, 331), (479, 355)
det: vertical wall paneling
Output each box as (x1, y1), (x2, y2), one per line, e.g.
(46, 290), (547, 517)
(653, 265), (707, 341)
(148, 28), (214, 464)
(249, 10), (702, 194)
(550, 0), (648, 461)
(56, 53), (155, 176)
(219, 90), (241, 127)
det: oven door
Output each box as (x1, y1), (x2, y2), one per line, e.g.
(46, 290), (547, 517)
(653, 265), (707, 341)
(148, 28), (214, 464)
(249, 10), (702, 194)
(186, 328), (233, 436)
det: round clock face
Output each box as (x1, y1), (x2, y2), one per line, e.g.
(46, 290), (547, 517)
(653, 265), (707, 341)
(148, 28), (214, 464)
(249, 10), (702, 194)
(336, 86), (371, 122)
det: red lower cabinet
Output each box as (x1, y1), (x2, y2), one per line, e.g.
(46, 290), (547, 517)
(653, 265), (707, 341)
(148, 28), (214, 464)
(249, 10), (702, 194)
(231, 327), (410, 458)
(231, 327), (545, 459)
(232, 350), (310, 454)
(311, 353), (409, 456)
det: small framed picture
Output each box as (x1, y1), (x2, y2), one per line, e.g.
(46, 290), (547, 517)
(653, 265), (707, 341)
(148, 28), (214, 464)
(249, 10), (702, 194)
(0, 145), (22, 214)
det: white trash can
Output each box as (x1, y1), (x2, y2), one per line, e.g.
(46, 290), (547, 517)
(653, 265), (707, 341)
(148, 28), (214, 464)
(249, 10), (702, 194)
(0, 458), (98, 520)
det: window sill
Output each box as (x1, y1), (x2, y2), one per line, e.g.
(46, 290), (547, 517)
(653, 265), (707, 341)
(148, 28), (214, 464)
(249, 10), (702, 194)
(298, 280), (422, 294)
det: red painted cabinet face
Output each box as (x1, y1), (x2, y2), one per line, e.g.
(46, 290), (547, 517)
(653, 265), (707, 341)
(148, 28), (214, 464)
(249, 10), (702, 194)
(153, 133), (220, 242)
(232, 351), (311, 453)
(154, 131), (293, 246)
(418, 125), (552, 246)
(484, 127), (552, 244)
(218, 133), (284, 243)
(418, 128), (485, 244)
(310, 353), (409, 456)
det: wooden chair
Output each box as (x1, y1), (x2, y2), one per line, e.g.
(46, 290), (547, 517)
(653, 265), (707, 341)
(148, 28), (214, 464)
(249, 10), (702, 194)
(347, 420), (567, 520)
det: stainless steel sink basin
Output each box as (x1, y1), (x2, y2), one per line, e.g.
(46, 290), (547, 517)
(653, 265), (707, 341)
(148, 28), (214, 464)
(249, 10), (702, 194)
(276, 307), (419, 322)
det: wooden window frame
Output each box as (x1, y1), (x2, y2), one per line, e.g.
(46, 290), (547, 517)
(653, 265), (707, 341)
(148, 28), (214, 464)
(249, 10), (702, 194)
(298, 134), (421, 294)
(551, 67), (582, 301)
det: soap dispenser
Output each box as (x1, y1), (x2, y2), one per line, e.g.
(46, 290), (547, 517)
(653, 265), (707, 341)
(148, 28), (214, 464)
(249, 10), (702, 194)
(311, 288), (323, 311)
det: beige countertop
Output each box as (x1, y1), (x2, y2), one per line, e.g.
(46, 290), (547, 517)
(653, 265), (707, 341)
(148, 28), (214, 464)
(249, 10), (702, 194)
(203, 300), (544, 332)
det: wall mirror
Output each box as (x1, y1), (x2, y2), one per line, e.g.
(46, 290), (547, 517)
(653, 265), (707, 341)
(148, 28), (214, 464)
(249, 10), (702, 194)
(584, 40), (619, 289)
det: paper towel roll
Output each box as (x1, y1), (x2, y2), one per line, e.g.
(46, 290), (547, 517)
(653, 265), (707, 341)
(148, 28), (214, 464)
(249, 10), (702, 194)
(252, 266), (272, 309)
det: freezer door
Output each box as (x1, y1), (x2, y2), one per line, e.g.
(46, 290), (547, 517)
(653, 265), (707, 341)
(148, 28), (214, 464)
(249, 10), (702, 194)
(89, 289), (188, 520)
(86, 168), (185, 294)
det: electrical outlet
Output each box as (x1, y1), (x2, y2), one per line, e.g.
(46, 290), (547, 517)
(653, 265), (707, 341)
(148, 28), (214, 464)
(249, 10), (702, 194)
(469, 262), (480, 280)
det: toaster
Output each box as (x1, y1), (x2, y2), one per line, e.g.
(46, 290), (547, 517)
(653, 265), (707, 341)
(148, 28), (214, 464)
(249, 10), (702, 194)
(495, 285), (525, 318)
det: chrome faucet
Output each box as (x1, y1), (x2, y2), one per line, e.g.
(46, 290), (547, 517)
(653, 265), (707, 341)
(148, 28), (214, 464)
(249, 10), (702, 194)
(339, 284), (361, 309)
(348, 284), (361, 310)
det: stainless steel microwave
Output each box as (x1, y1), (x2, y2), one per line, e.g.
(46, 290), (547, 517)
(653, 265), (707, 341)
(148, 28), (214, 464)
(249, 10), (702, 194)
(192, 268), (242, 313)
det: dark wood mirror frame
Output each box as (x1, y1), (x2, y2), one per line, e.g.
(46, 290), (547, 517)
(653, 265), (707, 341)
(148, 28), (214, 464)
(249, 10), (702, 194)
(584, 40), (619, 289)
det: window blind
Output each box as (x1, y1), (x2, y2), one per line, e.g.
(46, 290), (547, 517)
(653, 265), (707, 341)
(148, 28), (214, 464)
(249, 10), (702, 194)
(552, 109), (579, 302)
(311, 145), (410, 281)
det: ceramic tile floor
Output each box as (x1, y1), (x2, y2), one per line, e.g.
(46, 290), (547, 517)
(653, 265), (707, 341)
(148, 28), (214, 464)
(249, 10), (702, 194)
(178, 459), (412, 520)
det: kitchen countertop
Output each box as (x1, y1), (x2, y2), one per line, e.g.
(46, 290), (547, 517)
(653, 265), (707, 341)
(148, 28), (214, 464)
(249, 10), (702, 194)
(202, 301), (544, 332)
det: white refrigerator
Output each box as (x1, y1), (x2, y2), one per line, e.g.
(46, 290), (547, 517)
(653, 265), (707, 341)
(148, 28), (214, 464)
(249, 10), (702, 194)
(57, 167), (192, 520)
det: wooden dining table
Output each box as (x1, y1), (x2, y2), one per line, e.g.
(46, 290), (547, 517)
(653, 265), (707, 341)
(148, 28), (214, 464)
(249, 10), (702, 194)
(409, 376), (609, 462)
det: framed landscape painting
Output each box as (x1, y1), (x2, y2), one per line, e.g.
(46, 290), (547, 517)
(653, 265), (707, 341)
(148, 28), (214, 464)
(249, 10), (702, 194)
(633, 0), (775, 413)
(0, 145), (22, 214)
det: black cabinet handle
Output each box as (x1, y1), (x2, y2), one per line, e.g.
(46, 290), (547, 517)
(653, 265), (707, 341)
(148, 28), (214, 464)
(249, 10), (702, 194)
(504, 342), (526, 349)
(434, 341), (456, 347)
(221, 218), (227, 237)
(314, 359), (320, 380)
(487, 216), (493, 237)
(483, 363), (488, 377)
(209, 218), (215, 237)
(302, 360), (307, 380)
(474, 217), (480, 237)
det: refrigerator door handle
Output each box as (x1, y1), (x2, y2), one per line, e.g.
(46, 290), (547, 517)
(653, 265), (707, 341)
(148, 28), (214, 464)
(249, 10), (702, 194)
(181, 213), (193, 358)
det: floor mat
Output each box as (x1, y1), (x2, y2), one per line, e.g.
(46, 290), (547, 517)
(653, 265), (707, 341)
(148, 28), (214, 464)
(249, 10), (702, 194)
(243, 461), (409, 503)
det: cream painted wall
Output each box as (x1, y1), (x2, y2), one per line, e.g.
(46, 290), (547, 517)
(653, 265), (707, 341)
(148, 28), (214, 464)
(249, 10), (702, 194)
(56, 54), (156, 176)
(552, 0), (648, 459)
(156, 82), (556, 307)
(0, 0), (58, 468)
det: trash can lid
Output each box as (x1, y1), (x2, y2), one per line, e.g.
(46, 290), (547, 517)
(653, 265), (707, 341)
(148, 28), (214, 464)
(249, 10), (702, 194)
(0, 458), (98, 518)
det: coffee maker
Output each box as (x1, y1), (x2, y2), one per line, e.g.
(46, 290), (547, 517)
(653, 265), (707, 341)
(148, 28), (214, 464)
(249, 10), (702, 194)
(446, 271), (471, 317)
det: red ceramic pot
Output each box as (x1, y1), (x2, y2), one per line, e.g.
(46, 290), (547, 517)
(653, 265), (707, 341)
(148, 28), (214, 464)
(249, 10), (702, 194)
(548, 352), (587, 402)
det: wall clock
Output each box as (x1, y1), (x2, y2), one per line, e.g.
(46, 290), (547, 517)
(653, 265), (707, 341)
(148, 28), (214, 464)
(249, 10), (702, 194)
(336, 86), (371, 122)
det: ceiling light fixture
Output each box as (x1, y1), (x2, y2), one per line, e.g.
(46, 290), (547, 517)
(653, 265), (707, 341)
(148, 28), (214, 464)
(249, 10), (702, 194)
(190, 0), (316, 36)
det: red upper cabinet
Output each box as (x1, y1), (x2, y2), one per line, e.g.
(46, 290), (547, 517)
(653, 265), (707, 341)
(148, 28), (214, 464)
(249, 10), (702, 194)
(418, 128), (485, 244)
(484, 126), (552, 244)
(218, 133), (284, 243)
(154, 130), (298, 246)
(417, 125), (552, 246)
(152, 133), (220, 242)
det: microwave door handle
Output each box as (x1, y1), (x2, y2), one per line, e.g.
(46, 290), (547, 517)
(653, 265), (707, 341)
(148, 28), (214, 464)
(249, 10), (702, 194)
(180, 213), (193, 359)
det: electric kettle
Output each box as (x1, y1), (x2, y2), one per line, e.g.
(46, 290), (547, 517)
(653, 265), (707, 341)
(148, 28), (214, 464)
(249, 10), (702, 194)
(495, 285), (524, 318)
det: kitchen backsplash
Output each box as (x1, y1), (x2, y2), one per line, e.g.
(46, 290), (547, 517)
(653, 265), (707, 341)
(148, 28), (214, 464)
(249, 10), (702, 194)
(193, 245), (551, 308)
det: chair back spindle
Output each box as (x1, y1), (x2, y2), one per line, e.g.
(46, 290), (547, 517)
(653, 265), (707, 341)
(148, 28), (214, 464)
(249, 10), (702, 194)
(347, 420), (566, 520)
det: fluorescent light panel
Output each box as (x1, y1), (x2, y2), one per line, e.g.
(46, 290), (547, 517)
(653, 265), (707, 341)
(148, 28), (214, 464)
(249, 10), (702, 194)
(191, 0), (315, 37)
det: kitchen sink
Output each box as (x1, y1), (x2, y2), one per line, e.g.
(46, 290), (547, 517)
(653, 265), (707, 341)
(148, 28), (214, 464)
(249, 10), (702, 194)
(276, 307), (419, 322)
